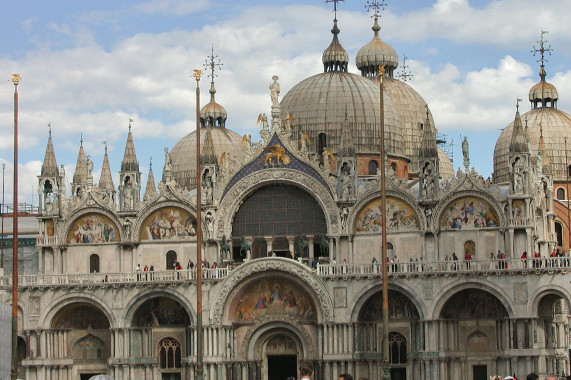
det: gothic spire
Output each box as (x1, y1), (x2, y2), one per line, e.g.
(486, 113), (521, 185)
(419, 106), (438, 159)
(99, 143), (115, 190)
(121, 119), (139, 172)
(41, 124), (59, 177)
(73, 136), (88, 185)
(509, 99), (528, 154)
(200, 127), (218, 164)
(144, 157), (157, 200)
(339, 111), (355, 157)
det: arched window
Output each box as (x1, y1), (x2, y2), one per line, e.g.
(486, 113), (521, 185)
(555, 222), (563, 247)
(568, 165), (571, 178)
(166, 251), (177, 270)
(387, 242), (394, 259)
(368, 160), (378, 175)
(390, 162), (397, 172)
(318, 132), (327, 155)
(89, 254), (100, 273)
(388, 332), (407, 364)
(557, 188), (565, 200)
(43, 180), (53, 194)
(159, 338), (182, 369)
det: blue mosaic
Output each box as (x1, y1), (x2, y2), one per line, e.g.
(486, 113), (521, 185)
(221, 133), (333, 200)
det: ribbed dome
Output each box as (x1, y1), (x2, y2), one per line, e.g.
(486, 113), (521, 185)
(494, 107), (571, 182)
(280, 71), (405, 157)
(437, 147), (454, 179)
(382, 77), (435, 173)
(170, 126), (243, 189)
(529, 66), (559, 107)
(356, 17), (398, 78)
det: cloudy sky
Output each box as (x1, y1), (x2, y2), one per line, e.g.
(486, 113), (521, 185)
(0, 0), (570, 207)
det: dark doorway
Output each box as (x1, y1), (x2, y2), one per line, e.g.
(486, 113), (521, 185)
(161, 374), (181, 380)
(390, 368), (406, 380)
(267, 355), (297, 380)
(80, 374), (102, 380)
(473, 365), (487, 380)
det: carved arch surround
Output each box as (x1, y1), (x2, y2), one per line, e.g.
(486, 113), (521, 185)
(209, 258), (334, 324)
(216, 169), (338, 238)
(348, 190), (427, 232)
(432, 190), (506, 231)
(132, 200), (199, 242)
(59, 207), (123, 244)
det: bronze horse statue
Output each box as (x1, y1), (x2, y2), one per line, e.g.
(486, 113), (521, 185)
(316, 233), (329, 257)
(240, 236), (252, 258)
(220, 235), (231, 259)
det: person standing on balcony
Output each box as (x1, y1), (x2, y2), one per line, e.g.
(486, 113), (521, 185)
(136, 264), (141, 280)
(452, 252), (458, 270)
(465, 251), (472, 269)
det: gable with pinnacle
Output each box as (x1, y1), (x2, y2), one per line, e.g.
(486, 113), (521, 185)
(132, 200), (199, 242)
(433, 190), (505, 231)
(222, 133), (333, 201)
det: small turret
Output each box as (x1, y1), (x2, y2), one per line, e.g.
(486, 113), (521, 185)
(38, 126), (61, 216)
(418, 107), (439, 200)
(71, 136), (90, 197)
(119, 121), (141, 213)
(144, 158), (158, 201)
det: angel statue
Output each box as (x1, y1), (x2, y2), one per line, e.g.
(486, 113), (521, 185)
(257, 113), (269, 131)
(300, 132), (310, 153)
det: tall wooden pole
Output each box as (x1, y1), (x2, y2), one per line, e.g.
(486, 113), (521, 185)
(1, 163), (5, 269)
(193, 69), (204, 380)
(566, 137), (570, 255)
(11, 73), (20, 380)
(378, 65), (391, 380)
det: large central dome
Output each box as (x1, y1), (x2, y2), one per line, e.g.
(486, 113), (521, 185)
(280, 71), (405, 158)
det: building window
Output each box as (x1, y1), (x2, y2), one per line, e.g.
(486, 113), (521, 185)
(368, 160), (378, 175)
(318, 132), (327, 155)
(568, 165), (571, 177)
(387, 242), (394, 259)
(390, 162), (397, 172)
(159, 338), (182, 369)
(389, 332), (407, 364)
(89, 254), (100, 273)
(557, 188), (565, 200)
(166, 251), (177, 270)
(555, 222), (563, 247)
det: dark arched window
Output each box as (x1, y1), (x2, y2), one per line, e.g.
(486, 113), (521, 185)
(390, 162), (397, 172)
(166, 251), (177, 270)
(89, 254), (100, 273)
(318, 132), (327, 155)
(387, 242), (394, 258)
(557, 188), (565, 200)
(555, 222), (563, 247)
(43, 180), (53, 194)
(389, 332), (407, 364)
(368, 160), (378, 175)
(568, 165), (571, 177)
(159, 338), (181, 369)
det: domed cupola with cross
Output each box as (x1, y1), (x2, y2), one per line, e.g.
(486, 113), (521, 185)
(494, 32), (571, 184)
(170, 48), (243, 190)
(356, 0), (398, 78)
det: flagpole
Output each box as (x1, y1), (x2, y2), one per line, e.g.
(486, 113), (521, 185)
(11, 73), (20, 380)
(193, 69), (204, 380)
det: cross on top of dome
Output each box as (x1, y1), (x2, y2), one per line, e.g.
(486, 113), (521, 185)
(325, 0), (344, 20)
(365, 0), (386, 20)
(204, 45), (223, 102)
(532, 30), (553, 69)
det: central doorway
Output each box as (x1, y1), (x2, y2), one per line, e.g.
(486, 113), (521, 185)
(473, 365), (487, 380)
(267, 355), (297, 380)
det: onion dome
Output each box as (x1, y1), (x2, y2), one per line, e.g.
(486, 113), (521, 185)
(322, 20), (349, 73)
(356, 16), (399, 78)
(170, 127), (243, 189)
(529, 66), (558, 109)
(201, 81), (228, 128)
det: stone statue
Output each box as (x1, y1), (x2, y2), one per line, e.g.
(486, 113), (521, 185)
(86, 156), (93, 178)
(340, 207), (349, 231)
(164, 148), (172, 171)
(44, 194), (53, 215)
(202, 169), (213, 204)
(270, 75), (280, 106)
(423, 162), (435, 198)
(340, 162), (352, 199)
(123, 219), (132, 240)
(462, 137), (469, 168)
(513, 158), (523, 193)
(123, 181), (134, 210)
(205, 211), (214, 238)
(59, 164), (65, 179)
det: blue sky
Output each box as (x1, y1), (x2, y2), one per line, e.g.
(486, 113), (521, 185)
(1, 0), (570, 206)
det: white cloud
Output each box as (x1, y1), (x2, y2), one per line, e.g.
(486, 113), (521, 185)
(135, 0), (211, 16)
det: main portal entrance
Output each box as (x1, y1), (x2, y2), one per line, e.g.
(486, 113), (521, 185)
(267, 355), (297, 380)
(265, 334), (299, 380)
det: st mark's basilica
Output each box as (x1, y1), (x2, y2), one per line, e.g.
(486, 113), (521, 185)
(2, 3), (571, 380)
